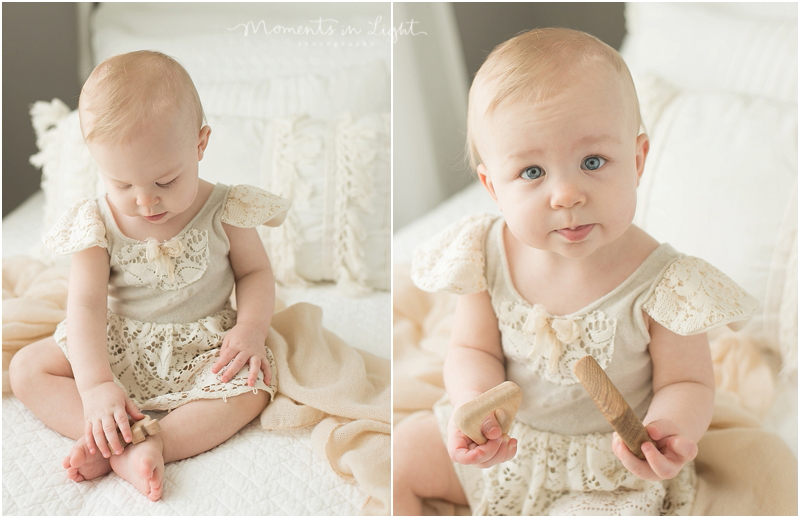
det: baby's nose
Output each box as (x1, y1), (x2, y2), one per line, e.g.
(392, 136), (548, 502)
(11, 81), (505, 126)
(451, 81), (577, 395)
(136, 191), (159, 207)
(550, 178), (586, 209)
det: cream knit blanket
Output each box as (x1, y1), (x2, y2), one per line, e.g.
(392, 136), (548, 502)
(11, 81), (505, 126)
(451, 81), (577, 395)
(2, 256), (390, 515)
(393, 263), (797, 516)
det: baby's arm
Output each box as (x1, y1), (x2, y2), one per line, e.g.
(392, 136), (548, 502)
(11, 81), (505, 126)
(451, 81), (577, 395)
(212, 225), (274, 386)
(444, 290), (517, 467)
(613, 316), (714, 480)
(67, 246), (144, 457)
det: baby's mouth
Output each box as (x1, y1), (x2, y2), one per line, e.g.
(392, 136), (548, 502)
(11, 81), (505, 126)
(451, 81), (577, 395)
(556, 224), (594, 242)
(143, 212), (167, 222)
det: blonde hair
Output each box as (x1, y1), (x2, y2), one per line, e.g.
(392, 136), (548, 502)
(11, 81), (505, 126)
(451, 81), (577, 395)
(467, 28), (642, 171)
(79, 50), (205, 143)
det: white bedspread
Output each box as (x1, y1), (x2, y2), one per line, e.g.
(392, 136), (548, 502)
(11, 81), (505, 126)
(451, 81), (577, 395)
(2, 396), (364, 515)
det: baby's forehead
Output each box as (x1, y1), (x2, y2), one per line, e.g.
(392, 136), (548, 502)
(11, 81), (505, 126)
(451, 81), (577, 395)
(477, 59), (640, 136)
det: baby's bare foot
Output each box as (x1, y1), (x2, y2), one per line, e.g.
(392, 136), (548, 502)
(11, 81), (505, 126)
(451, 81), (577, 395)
(109, 436), (165, 501)
(62, 436), (112, 482)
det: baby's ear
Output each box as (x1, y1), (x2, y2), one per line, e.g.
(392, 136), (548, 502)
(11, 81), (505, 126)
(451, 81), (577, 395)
(197, 125), (212, 161)
(478, 164), (499, 205)
(635, 133), (649, 185)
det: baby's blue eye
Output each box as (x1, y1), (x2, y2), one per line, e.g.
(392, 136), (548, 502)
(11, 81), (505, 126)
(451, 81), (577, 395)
(521, 166), (545, 180)
(582, 156), (606, 171)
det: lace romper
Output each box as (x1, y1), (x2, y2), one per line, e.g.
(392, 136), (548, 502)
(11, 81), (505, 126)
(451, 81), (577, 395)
(411, 214), (758, 516)
(43, 183), (290, 411)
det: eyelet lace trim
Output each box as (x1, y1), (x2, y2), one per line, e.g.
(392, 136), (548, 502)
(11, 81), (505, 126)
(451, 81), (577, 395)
(643, 256), (759, 335)
(499, 301), (616, 385)
(42, 199), (108, 254)
(54, 306), (277, 411)
(221, 184), (290, 228)
(469, 422), (695, 515)
(411, 213), (495, 294)
(115, 229), (209, 291)
(433, 403), (695, 516)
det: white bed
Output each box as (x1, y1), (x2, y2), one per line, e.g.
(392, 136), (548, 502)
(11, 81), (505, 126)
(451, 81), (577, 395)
(393, 0), (798, 472)
(3, 3), (390, 515)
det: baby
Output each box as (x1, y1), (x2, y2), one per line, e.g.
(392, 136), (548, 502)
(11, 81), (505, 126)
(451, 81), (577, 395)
(394, 28), (757, 515)
(9, 51), (289, 501)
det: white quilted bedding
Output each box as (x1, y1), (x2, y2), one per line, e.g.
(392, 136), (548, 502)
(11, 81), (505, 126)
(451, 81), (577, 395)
(2, 192), (389, 515)
(2, 396), (365, 515)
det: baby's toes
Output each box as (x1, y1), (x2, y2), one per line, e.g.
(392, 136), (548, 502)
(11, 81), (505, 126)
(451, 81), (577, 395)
(147, 463), (165, 501)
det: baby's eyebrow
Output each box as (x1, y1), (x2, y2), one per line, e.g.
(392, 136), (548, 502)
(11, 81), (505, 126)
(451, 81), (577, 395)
(576, 134), (619, 147)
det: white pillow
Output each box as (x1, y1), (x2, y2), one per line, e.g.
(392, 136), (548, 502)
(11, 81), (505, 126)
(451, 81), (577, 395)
(622, 2), (797, 105)
(203, 111), (390, 293)
(29, 100), (389, 293)
(29, 100), (104, 240)
(632, 74), (797, 337)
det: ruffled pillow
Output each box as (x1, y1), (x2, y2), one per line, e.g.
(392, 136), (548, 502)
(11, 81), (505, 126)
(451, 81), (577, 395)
(411, 213), (496, 295)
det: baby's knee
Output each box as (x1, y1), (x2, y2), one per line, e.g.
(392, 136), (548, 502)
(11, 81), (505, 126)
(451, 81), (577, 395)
(236, 387), (271, 416)
(393, 412), (438, 481)
(9, 343), (40, 398)
(8, 337), (64, 399)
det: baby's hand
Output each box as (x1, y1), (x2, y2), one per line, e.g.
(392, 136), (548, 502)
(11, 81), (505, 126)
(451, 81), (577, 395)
(80, 380), (144, 458)
(212, 323), (271, 386)
(447, 409), (517, 468)
(612, 419), (698, 480)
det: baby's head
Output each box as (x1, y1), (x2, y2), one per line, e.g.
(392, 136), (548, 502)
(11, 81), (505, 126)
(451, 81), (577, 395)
(79, 51), (212, 226)
(467, 28), (642, 172)
(467, 28), (649, 259)
(79, 50), (205, 145)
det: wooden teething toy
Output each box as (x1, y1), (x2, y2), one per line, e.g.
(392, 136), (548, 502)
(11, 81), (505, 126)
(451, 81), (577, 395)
(453, 381), (522, 445)
(114, 415), (161, 452)
(573, 355), (654, 460)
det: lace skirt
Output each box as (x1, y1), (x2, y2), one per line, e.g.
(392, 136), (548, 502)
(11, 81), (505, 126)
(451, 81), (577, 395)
(54, 305), (277, 411)
(433, 397), (696, 516)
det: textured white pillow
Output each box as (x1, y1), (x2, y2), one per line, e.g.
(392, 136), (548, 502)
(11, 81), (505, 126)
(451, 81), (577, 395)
(622, 2), (797, 104)
(29, 99), (104, 239)
(202, 111), (390, 292)
(632, 74), (797, 335)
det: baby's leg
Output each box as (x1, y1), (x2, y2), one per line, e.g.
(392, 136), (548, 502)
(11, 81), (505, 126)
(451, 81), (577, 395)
(393, 411), (468, 515)
(110, 389), (269, 501)
(9, 337), (113, 481)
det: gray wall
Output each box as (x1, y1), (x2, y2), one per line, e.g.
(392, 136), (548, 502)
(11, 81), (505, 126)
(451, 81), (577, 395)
(3, 2), (83, 217)
(452, 2), (626, 81)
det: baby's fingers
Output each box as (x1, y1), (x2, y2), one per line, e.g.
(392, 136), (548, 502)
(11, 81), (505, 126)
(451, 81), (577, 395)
(261, 358), (272, 386)
(476, 435), (517, 468)
(220, 352), (248, 382)
(648, 436), (696, 479)
(92, 420), (112, 458)
(84, 421), (98, 455)
(114, 410), (133, 447)
(247, 357), (261, 387)
(211, 343), (236, 374)
(613, 434), (657, 480)
(125, 399), (145, 421)
(455, 436), (503, 465)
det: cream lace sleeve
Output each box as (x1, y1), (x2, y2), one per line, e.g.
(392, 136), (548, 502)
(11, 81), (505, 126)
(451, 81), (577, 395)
(42, 198), (108, 255)
(643, 256), (759, 334)
(221, 185), (291, 228)
(410, 213), (496, 294)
